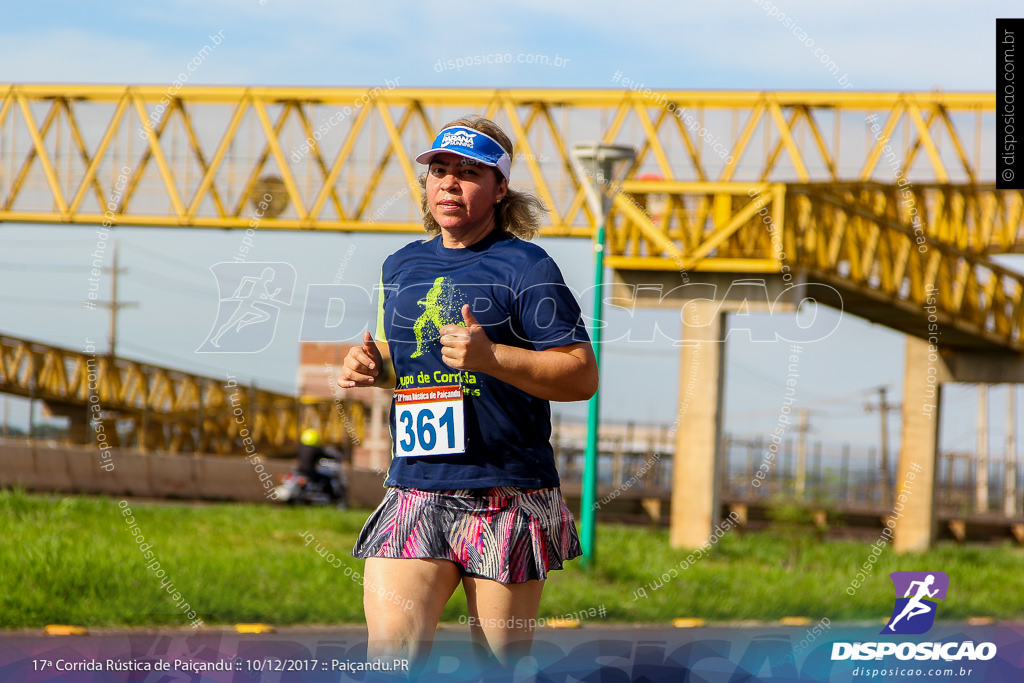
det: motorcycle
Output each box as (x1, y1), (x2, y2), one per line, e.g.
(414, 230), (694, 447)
(274, 455), (347, 507)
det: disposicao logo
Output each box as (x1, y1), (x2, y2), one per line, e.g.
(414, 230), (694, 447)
(882, 571), (948, 635)
(831, 570), (998, 663)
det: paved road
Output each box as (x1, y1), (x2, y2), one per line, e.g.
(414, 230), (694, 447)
(2, 622), (1022, 682)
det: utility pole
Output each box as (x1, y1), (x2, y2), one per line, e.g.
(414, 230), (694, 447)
(1006, 386), (1017, 517)
(795, 408), (811, 498)
(97, 242), (138, 358)
(977, 384), (989, 513)
(865, 386), (900, 506)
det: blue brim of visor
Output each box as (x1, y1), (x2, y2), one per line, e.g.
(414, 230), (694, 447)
(414, 126), (512, 181)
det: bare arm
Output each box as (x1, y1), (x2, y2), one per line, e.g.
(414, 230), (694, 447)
(487, 342), (598, 402)
(440, 305), (598, 402)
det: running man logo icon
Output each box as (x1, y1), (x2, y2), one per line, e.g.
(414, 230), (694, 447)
(410, 276), (466, 358)
(197, 262), (296, 353)
(881, 571), (949, 635)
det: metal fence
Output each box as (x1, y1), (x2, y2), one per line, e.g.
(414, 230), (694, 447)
(552, 417), (1024, 518)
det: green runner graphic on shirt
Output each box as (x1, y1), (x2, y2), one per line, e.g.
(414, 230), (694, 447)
(411, 276), (466, 358)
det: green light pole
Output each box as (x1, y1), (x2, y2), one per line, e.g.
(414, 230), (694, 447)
(571, 143), (636, 567)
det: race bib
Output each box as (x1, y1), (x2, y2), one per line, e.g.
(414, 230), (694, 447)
(393, 385), (465, 457)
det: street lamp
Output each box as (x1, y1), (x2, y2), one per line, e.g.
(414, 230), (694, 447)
(570, 143), (636, 567)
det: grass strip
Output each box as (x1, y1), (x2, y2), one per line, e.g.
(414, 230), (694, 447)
(1, 490), (1021, 628)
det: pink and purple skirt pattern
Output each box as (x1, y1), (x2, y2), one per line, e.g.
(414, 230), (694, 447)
(352, 486), (581, 583)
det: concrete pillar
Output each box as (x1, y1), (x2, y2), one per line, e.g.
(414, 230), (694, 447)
(670, 300), (726, 549)
(893, 335), (951, 553)
(50, 404), (92, 444)
(977, 384), (989, 512)
(609, 271), (793, 550)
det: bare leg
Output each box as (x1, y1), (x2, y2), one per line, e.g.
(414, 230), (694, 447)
(463, 577), (545, 667)
(363, 558), (462, 668)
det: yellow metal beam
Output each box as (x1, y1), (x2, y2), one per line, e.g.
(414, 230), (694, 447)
(2, 84), (1022, 353)
(0, 335), (363, 456)
(0, 86), (995, 229)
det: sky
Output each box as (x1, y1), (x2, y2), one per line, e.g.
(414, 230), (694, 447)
(0, 0), (1016, 472)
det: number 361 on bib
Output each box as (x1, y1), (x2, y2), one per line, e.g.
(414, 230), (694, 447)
(393, 385), (466, 457)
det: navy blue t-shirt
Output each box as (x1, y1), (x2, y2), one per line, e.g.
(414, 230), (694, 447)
(375, 229), (590, 490)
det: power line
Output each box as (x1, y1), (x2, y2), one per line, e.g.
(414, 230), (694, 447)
(730, 358), (810, 394)
(120, 242), (215, 279)
(131, 271), (216, 299)
(0, 296), (85, 308)
(801, 384), (886, 407)
(865, 385), (900, 504)
(0, 262), (89, 272)
(813, 410), (882, 419)
(0, 240), (91, 247)
(729, 383), (894, 421)
(116, 340), (296, 394)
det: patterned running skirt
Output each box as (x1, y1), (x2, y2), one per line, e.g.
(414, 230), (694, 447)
(352, 486), (582, 584)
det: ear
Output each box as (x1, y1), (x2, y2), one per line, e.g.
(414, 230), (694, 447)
(495, 177), (508, 204)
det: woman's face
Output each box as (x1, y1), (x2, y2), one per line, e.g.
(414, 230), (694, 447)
(425, 152), (507, 234)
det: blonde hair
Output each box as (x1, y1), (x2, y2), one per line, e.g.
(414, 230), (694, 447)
(419, 115), (547, 241)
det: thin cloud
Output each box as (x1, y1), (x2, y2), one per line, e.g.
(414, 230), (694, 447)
(0, 0), (998, 89)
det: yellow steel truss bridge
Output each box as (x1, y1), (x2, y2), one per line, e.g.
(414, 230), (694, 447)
(0, 334), (363, 456)
(0, 85), (1015, 454)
